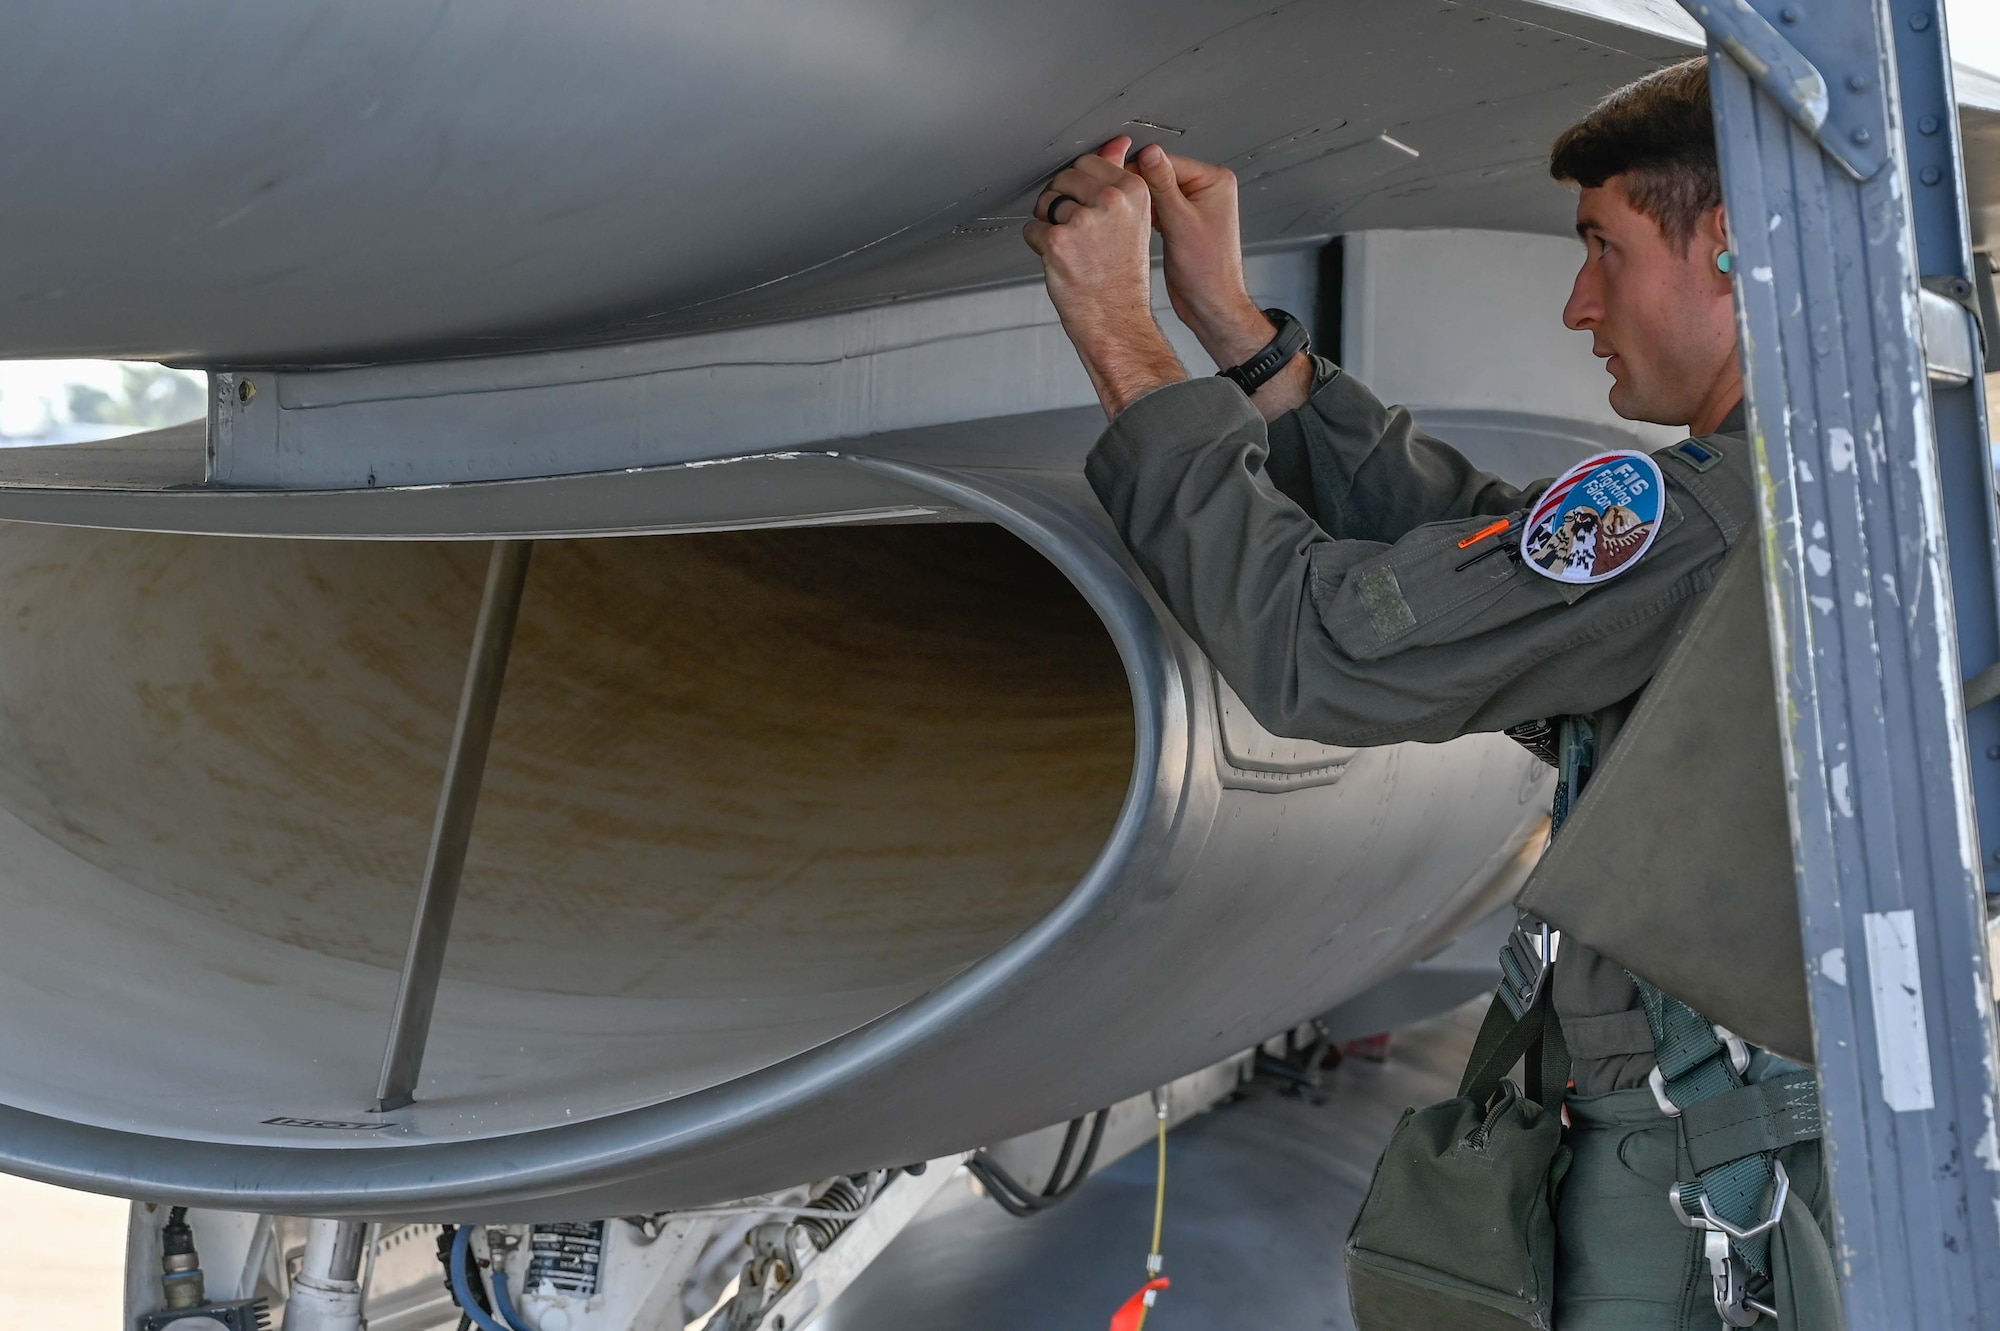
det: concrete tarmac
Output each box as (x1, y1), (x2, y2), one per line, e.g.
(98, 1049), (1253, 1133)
(821, 1001), (1481, 1331)
(0, 1172), (128, 1326)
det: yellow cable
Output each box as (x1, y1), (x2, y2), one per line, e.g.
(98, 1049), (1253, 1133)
(1150, 1108), (1167, 1258)
(1133, 1100), (1168, 1331)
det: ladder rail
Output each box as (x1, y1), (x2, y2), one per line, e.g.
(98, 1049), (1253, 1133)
(1895, 0), (2000, 907)
(1683, 0), (2000, 1325)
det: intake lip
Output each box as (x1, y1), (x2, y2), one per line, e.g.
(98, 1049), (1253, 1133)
(0, 452), (1192, 1218)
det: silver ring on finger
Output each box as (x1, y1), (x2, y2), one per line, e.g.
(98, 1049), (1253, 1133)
(1047, 193), (1082, 224)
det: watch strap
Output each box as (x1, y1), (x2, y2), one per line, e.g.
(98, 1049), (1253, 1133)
(1217, 308), (1310, 396)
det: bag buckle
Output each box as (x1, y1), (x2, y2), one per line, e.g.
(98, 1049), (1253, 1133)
(1497, 916), (1558, 1020)
(1668, 1162), (1789, 1326)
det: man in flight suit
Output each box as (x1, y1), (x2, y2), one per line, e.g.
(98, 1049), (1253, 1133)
(1025, 59), (1834, 1328)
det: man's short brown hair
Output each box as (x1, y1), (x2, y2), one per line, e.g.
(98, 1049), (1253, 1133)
(1550, 58), (1720, 250)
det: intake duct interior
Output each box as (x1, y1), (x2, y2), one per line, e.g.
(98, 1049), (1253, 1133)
(0, 521), (1134, 1145)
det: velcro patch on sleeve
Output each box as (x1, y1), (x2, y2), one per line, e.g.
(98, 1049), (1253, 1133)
(1353, 564), (1418, 638)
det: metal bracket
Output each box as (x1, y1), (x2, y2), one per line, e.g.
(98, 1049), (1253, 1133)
(1921, 282), (1981, 385)
(1975, 253), (1999, 374)
(1681, 0), (1884, 181)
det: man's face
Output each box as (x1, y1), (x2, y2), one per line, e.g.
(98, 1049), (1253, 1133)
(1563, 178), (1736, 428)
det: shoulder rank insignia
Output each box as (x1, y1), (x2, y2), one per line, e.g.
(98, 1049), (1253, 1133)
(1669, 437), (1723, 472)
(1521, 450), (1666, 586)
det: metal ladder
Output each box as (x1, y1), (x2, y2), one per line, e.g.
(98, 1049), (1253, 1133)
(1678, 0), (2000, 1325)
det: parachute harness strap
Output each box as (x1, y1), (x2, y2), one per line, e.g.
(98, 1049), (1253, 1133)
(1540, 711), (1815, 1325)
(1640, 975), (1796, 1327)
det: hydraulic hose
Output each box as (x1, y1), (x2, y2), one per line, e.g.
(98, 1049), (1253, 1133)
(492, 1267), (537, 1331)
(448, 1226), (514, 1331)
(966, 1107), (1109, 1217)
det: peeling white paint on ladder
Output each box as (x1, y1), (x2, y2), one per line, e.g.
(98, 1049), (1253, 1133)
(1978, 919), (1999, 1177)
(1863, 910), (1936, 1113)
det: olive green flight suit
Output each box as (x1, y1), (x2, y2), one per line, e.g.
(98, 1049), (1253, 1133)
(1084, 360), (1835, 1328)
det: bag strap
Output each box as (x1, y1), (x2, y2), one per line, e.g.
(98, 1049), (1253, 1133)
(1461, 713), (1591, 1110)
(1526, 993), (1569, 1108)
(1458, 976), (1568, 1108)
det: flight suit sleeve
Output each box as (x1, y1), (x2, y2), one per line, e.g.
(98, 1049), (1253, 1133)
(1261, 356), (1528, 541)
(1084, 376), (1739, 748)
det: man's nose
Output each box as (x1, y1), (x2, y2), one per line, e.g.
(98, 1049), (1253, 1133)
(1563, 265), (1599, 331)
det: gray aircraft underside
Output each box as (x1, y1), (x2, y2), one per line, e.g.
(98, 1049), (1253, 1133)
(0, 0), (1990, 1221)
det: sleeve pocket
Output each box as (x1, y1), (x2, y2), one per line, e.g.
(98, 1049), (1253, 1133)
(1311, 499), (1684, 663)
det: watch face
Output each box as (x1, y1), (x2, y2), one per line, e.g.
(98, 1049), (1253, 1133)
(1521, 451), (1666, 585)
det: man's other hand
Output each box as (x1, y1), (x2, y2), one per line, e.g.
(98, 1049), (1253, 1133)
(1130, 147), (1256, 350)
(1131, 146), (1312, 420)
(1025, 137), (1185, 419)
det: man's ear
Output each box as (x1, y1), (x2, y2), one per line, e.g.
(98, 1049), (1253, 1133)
(1701, 204), (1730, 260)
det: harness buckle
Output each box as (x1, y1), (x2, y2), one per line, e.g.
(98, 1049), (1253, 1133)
(1647, 1064), (1681, 1117)
(1669, 1159), (1791, 1241)
(1713, 1024), (1752, 1076)
(1646, 1027), (1751, 1116)
(1668, 1161), (1790, 1325)
(1701, 1230), (1775, 1326)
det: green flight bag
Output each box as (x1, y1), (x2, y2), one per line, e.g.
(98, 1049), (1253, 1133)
(1344, 988), (1571, 1331)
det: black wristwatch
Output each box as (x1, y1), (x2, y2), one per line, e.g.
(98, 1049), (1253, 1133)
(1217, 308), (1311, 396)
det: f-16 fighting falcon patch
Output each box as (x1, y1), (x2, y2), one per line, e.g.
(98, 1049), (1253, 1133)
(1521, 450), (1665, 585)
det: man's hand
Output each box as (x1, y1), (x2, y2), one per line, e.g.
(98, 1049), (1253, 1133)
(1025, 137), (1185, 419)
(1129, 145), (1312, 420)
